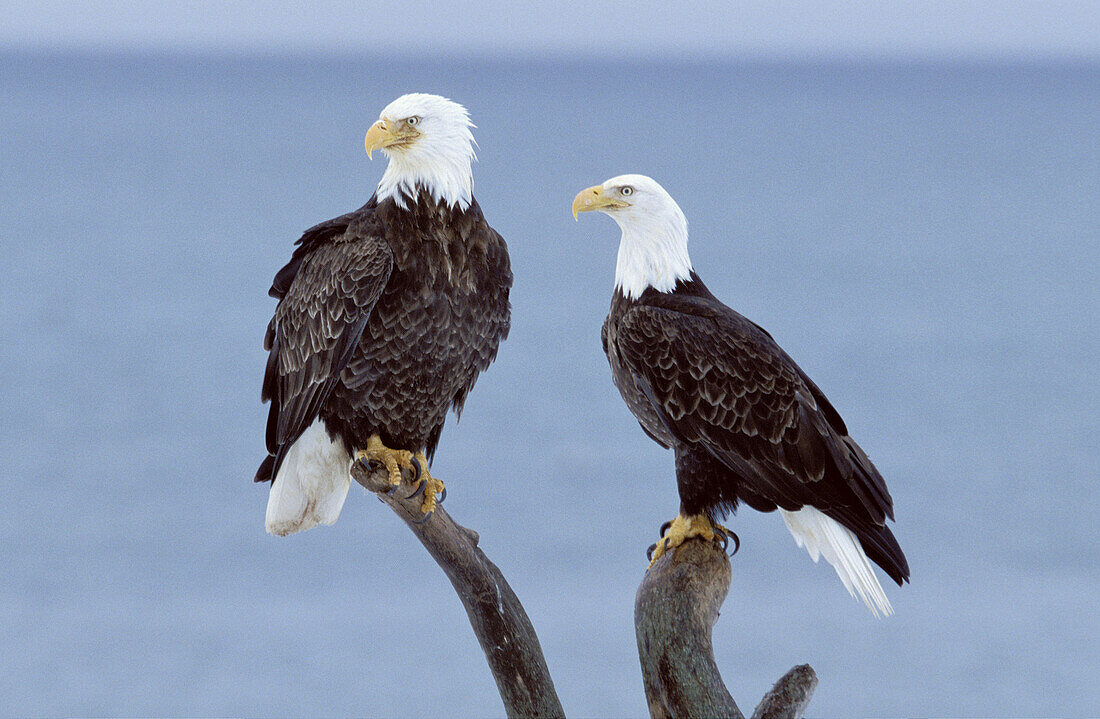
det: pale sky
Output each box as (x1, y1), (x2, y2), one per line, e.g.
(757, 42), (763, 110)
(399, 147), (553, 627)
(3, 0), (1099, 59)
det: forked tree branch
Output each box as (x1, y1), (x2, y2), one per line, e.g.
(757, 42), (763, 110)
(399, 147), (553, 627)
(350, 460), (565, 719)
(636, 538), (818, 719)
(352, 459), (816, 719)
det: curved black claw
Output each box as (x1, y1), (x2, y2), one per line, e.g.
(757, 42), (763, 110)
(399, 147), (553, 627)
(646, 542), (657, 561)
(438, 485), (447, 504)
(406, 481), (425, 500)
(727, 531), (740, 556)
(385, 483), (399, 496)
(715, 527), (730, 551)
(408, 454), (422, 483)
(658, 520), (672, 537)
(412, 509), (433, 525)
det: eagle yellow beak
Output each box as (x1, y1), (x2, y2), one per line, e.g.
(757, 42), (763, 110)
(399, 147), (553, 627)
(364, 120), (403, 159)
(572, 185), (626, 219)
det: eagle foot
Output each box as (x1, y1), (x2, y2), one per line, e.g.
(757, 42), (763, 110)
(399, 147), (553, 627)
(405, 473), (448, 505)
(646, 513), (730, 567)
(355, 435), (417, 491)
(408, 453), (445, 515)
(355, 440), (444, 517)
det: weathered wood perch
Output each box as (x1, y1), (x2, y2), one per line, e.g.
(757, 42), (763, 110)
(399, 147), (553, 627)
(636, 538), (818, 719)
(350, 460), (565, 719)
(352, 458), (816, 718)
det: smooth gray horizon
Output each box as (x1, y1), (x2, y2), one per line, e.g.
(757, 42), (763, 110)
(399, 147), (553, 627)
(4, 0), (1100, 59)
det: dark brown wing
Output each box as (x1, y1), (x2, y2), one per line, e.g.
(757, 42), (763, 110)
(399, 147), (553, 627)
(257, 216), (393, 482)
(614, 298), (907, 583)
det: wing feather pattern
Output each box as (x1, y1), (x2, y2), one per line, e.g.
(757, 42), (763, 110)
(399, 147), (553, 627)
(614, 300), (908, 585)
(256, 217), (393, 483)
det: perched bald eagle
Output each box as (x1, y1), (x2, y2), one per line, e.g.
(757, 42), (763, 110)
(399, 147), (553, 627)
(257, 94), (511, 536)
(573, 175), (908, 616)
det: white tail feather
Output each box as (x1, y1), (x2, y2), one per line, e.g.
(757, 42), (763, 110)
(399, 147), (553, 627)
(780, 506), (893, 618)
(265, 419), (352, 536)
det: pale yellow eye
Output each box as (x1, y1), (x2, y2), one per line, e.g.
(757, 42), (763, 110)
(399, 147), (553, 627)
(406, 116), (421, 126)
(621, 186), (635, 196)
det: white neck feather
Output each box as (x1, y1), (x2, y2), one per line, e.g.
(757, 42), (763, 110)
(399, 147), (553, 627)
(612, 204), (693, 299)
(376, 149), (474, 211)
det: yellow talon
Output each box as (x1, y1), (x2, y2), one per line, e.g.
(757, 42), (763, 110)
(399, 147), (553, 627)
(647, 514), (727, 567)
(412, 452), (446, 515)
(355, 434), (415, 488)
(355, 441), (445, 516)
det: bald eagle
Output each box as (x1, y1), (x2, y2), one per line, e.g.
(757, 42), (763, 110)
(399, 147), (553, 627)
(573, 175), (908, 616)
(257, 94), (511, 536)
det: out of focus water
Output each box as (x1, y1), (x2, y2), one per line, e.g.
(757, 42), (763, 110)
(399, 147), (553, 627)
(1, 52), (1097, 717)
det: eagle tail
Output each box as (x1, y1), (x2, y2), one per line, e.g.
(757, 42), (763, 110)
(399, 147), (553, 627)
(264, 419), (352, 537)
(780, 506), (894, 618)
(855, 520), (910, 587)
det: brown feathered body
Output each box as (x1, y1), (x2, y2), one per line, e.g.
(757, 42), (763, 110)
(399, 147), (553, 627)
(603, 273), (909, 586)
(256, 190), (512, 484)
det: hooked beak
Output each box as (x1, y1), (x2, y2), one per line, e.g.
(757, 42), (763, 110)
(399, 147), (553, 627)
(364, 120), (411, 159)
(572, 184), (627, 220)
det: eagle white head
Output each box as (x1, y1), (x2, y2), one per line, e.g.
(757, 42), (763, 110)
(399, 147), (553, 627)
(366, 93), (476, 211)
(573, 174), (693, 299)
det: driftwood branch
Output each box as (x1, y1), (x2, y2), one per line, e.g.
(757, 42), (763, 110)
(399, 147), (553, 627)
(350, 460), (565, 719)
(351, 455), (816, 718)
(750, 665), (818, 719)
(635, 538), (818, 719)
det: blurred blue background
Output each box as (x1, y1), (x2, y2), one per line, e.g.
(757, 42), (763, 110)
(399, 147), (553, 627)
(1, 2), (1098, 717)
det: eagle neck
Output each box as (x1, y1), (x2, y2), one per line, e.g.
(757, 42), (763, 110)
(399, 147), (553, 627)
(376, 144), (474, 212)
(613, 209), (692, 300)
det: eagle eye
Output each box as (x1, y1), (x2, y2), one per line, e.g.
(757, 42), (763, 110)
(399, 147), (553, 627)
(406, 116), (421, 126)
(621, 186), (635, 196)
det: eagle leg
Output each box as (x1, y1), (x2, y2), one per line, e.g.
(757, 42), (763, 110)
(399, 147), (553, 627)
(646, 513), (731, 567)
